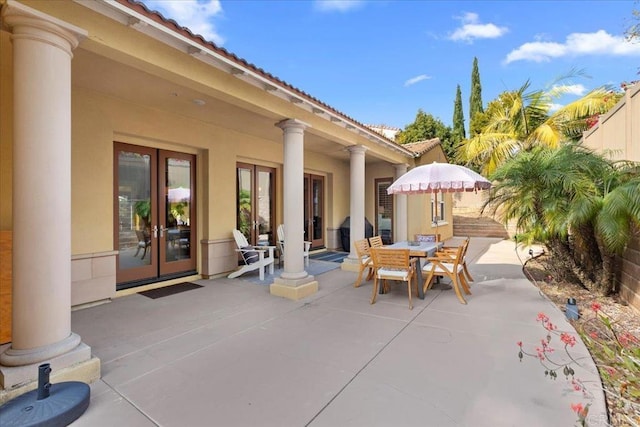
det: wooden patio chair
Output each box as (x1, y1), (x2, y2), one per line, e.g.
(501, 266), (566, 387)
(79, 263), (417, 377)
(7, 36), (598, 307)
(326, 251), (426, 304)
(422, 244), (471, 304)
(276, 224), (311, 267)
(134, 229), (151, 259)
(368, 235), (384, 249)
(353, 238), (373, 288)
(227, 229), (275, 281)
(440, 237), (473, 282)
(369, 248), (417, 310)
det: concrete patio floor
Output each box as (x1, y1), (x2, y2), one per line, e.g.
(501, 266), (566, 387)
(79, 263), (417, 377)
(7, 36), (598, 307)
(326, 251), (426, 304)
(69, 237), (607, 426)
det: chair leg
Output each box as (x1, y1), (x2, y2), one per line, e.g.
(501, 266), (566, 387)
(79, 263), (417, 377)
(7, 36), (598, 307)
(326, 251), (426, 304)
(463, 263), (474, 282)
(354, 267), (365, 288)
(459, 272), (472, 295)
(141, 246), (148, 259)
(407, 280), (413, 310)
(134, 247), (141, 257)
(370, 277), (379, 305)
(451, 275), (468, 305)
(422, 273), (436, 294)
(365, 267), (374, 281)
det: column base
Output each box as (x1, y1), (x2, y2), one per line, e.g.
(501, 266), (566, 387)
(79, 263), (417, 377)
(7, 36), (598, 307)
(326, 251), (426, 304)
(0, 342), (100, 401)
(341, 256), (361, 272)
(270, 275), (318, 300)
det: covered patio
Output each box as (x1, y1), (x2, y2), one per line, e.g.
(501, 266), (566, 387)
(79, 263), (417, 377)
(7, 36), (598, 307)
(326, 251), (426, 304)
(68, 238), (606, 426)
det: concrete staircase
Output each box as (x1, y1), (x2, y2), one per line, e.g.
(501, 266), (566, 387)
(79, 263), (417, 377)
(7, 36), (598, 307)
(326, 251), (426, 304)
(452, 192), (516, 239)
(453, 213), (515, 238)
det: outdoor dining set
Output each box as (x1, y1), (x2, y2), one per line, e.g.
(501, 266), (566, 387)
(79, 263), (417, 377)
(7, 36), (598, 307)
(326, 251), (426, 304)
(354, 235), (473, 309)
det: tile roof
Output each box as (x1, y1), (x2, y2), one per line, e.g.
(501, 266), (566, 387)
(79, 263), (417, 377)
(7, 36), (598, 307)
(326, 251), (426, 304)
(117, 0), (412, 155)
(402, 138), (442, 156)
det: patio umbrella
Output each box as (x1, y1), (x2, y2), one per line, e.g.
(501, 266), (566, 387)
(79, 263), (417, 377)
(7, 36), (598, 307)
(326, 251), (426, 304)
(387, 161), (492, 239)
(168, 186), (190, 203)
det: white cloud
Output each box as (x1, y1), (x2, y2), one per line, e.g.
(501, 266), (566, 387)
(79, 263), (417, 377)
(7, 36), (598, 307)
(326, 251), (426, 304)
(548, 103), (563, 112)
(143, 0), (224, 45)
(505, 30), (640, 64)
(448, 12), (508, 43)
(552, 84), (587, 96)
(314, 0), (364, 12)
(404, 74), (431, 87)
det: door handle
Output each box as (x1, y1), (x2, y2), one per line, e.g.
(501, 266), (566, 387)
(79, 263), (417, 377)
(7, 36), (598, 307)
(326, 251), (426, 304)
(159, 225), (169, 237)
(152, 225), (158, 238)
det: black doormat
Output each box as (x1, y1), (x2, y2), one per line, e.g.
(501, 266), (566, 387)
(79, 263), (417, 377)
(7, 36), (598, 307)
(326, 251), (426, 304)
(139, 282), (203, 299)
(309, 251), (349, 263)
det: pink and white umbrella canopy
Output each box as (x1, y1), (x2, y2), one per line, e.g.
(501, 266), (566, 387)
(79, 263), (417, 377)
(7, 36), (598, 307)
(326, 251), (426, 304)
(387, 162), (491, 195)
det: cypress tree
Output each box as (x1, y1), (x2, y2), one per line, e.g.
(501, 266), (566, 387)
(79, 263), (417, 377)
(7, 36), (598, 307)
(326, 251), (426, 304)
(469, 57), (484, 135)
(453, 84), (465, 140)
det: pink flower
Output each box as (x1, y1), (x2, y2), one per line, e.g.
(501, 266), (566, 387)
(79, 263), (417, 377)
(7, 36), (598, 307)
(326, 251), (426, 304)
(591, 302), (601, 313)
(619, 332), (639, 347)
(571, 403), (584, 414)
(516, 341), (522, 347)
(537, 312), (549, 322)
(560, 332), (576, 347)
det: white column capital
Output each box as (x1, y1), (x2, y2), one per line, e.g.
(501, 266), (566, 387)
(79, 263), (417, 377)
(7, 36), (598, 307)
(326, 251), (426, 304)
(348, 145), (368, 155)
(276, 118), (311, 133)
(2, 0), (87, 56)
(394, 163), (409, 176)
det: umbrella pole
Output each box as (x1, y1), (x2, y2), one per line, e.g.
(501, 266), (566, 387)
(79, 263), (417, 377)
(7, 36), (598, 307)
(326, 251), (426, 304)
(434, 193), (439, 243)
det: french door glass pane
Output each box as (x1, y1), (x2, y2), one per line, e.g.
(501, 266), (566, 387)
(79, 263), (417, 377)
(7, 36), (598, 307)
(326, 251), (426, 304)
(165, 157), (191, 262)
(257, 170), (273, 245)
(118, 151), (152, 268)
(312, 178), (323, 240)
(237, 167), (252, 240)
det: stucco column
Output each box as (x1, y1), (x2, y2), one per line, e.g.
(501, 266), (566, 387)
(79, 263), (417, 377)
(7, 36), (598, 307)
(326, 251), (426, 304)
(393, 163), (408, 242)
(347, 145), (367, 260)
(0, 2), (90, 375)
(270, 119), (318, 300)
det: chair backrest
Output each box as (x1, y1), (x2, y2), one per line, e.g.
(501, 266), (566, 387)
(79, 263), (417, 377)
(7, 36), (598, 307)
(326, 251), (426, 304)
(448, 245), (465, 267)
(277, 224), (285, 242)
(370, 248), (410, 270)
(232, 229), (250, 248)
(354, 238), (370, 259)
(369, 235), (384, 248)
(460, 237), (470, 257)
(232, 229), (260, 265)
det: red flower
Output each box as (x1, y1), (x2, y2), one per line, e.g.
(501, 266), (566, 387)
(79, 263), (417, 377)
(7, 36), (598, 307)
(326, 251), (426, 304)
(571, 403), (584, 414)
(560, 332), (576, 347)
(591, 302), (601, 313)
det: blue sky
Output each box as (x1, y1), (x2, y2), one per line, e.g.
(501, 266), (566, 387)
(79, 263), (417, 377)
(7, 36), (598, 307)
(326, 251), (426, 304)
(141, 0), (640, 130)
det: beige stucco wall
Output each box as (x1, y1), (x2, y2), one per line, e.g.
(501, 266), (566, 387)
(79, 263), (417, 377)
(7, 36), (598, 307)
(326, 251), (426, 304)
(582, 83), (640, 310)
(1, 0), (420, 307)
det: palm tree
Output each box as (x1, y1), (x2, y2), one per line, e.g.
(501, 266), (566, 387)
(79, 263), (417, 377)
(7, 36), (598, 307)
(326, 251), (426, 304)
(485, 143), (640, 295)
(458, 80), (621, 176)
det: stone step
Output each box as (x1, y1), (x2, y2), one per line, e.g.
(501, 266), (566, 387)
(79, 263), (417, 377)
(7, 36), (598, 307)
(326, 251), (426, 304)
(453, 215), (514, 238)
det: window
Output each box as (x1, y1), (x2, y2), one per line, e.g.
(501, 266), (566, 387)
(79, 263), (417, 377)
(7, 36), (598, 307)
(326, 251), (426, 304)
(431, 194), (445, 223)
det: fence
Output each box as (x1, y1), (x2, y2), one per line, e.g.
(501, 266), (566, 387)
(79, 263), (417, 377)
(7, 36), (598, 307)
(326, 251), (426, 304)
(582, 83), (640, 310)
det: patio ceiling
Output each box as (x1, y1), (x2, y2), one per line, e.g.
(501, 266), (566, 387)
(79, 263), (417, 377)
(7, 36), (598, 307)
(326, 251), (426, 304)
(66, 0), (414, 165)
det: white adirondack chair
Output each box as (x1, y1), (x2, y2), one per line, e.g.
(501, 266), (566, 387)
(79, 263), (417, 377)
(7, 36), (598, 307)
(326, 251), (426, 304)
(227, 229), (275, 281)
(276, 224), (311, 267)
